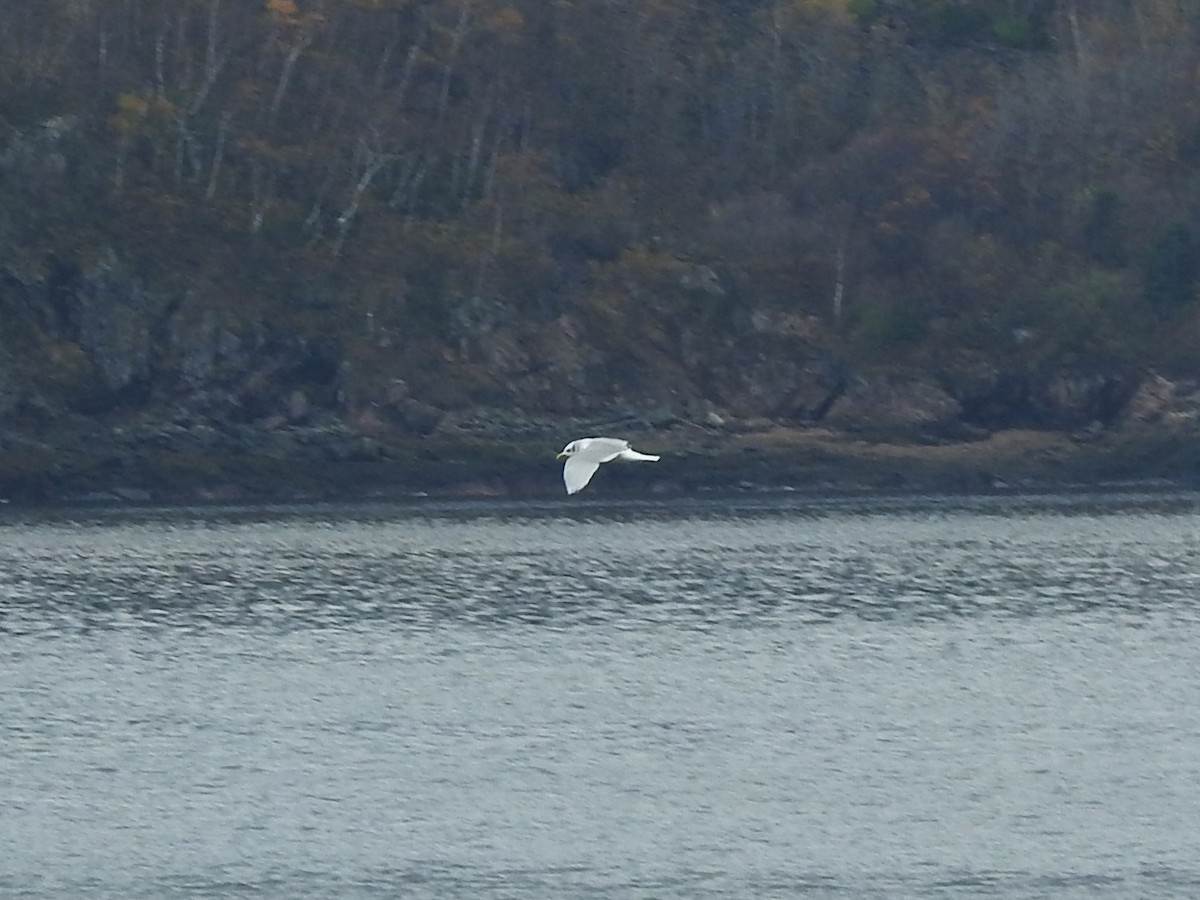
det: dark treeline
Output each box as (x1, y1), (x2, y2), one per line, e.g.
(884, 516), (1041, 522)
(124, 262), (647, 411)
(3, 0), (1200, 430)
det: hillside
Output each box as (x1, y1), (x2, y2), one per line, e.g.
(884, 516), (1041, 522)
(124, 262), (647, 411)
(3, 0), (1200, 500)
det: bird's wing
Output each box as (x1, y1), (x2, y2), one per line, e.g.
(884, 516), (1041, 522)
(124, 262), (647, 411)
(563, 456), (602, 494)
(581, 437), (632, 463)
(617, 449), (660, 462)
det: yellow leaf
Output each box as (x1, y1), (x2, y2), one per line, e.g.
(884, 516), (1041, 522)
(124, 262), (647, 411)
(267, 0), (300, 21)
(487, 7), (525, 34)
(116, 92), (150, 118)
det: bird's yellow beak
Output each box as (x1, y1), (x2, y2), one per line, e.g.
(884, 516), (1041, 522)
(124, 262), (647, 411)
(555, 451), (567, 459)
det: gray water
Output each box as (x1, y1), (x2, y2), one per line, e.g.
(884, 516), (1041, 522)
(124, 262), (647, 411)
(3, 493), (1200, 899)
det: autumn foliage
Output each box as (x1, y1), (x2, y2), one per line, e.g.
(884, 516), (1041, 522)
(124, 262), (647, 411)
(2, 0), (1200, 421)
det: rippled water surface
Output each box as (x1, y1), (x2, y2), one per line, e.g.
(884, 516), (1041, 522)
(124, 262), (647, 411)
(3, 493), (1200, 898)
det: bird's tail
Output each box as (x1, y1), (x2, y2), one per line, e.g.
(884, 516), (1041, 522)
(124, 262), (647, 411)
(619, 450), (660, 462)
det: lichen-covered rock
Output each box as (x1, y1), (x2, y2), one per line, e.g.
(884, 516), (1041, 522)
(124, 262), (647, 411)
(943, 363), (1132, 431)
(171, 307), (249, 387)
(0, 352), (21, 418)
(1120, 373), (1200, 428)
(825, 374), (962, 434)
(1031, 372), (1132, 428)
(72, 254), (164, 394)
(705, 335), (846, 420)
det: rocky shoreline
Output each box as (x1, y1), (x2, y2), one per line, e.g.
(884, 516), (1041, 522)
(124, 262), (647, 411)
(3, 409), (1198, 506)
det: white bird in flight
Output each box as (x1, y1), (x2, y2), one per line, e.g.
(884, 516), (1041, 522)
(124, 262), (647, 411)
(556, 437), (660, 494)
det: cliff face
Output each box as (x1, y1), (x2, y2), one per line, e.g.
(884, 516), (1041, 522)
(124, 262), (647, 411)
(1, 225), (1194, 504)
(0, 223), (1142, 442)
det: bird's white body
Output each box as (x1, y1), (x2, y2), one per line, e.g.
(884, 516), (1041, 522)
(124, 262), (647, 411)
(556, 437), (660, 494)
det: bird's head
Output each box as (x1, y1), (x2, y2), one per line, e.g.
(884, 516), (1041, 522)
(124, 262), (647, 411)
(556, 442), (576, 460)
